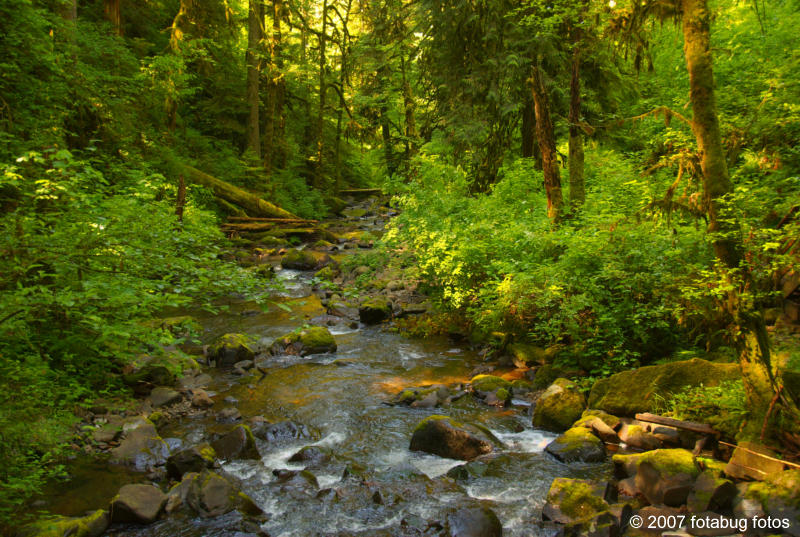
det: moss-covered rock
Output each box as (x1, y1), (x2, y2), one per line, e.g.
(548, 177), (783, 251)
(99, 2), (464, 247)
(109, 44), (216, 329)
(614, 448), (700, 507)
(545, 427), (607, 463)
(409, 415), (493, 461)
(573, 409), (621, 430)
(269, 326), (337, 356)
(281, 249), (324, 270)
(587, 358), (739, 416)
(208, 333), (256, 368)
(17, 510), (109, 537)
(167, 443), (217, 479)
(613, 448), (699, 479)
(210, 425), (260, 461)
(618, 423), (662, 451)
(470, 374), (512, 392)
(532, 378), (586, 432)
(531, 364), (566, 390)
(687, 469), (737, 512)
(110, 484), (167, 524)
(166, 470), (262, 518)
(542, 478), (611, 524)
(314, 265), (340, 281)
(110, 417), (169, 472)
(358, 297), (392, 324)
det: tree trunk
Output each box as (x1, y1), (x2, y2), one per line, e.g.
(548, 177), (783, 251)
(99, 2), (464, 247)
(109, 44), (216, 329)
(60, 0), (77, 21)
(263, 0), (285, 172)
(400, 53), (416, 166)
(181, 165), (299, 219)
(682, 0), (794, 433)
(568, 47), (585, 209)
(104, 0), (122, 35)
(314, 0), (328, 188)
(530, 64), (563, 223)
(246, 0), (263, 160)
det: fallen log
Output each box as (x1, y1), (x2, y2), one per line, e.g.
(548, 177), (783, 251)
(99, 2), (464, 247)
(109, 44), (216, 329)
(634, 413), (718, 436)
(339, 188), (382, 196)
(181, 165), (299, 219)
(227, 217), (318, 224)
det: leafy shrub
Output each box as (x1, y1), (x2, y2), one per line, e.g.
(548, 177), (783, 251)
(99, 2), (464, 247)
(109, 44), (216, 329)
(657, 380), (748, 439)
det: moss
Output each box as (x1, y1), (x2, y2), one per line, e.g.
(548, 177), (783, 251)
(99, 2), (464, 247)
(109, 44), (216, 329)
(361, 297), (391, 311)
(282, 249), (319, 269)
(148, 411), (166, 428)
(532, 364), (565, 389)
(588, 358), (739, 416)
(696, 456), (727, 476)
(314, 265), (339, 281)
(413, 415), (461, 433)
(533, 378), (586, 432)
(548, 478), (609, 520)
(613, 448), (699, 477)
(511, 379), (534, 392)
(574, 409), (620, 429)
(199, 444), (217, 463)
(495, 388), (510, 401)
(470, 374), (512, 392)
(19, 509), (107, 537)
(508, 342), (547, 366)
(210, 333), (254, 354)
(745, 469), (800, 509)
(298, 326), (336, 351)
(558, 427), (603, 449)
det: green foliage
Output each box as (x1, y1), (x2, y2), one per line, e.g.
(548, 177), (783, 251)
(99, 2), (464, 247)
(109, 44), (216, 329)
(657, 380), (748, 439)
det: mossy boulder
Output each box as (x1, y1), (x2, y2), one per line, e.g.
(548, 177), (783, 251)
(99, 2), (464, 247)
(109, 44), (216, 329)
(166, 470), (262, 518)
(470, 374), (512, 393)
(542, 478), (611, 524)
(409, 415), (493, 461)
(392, 385), (450, 408)
(588, 358), (739, 416)
(211, 425), (259, 461)
(614, 448), (700, 506)
(359, 297), (392, 324)
(532, 378), (586, 432)
(687, 469), (737, 513)
(545, 427), (607, 463)
(208, 333), (256, 368)
(167, 443), (217, 479)
(17, 510), (109, 537)
(531, 364), (566, 390)
(269, 326), (337, 356)
(281, 249), (326, 270)
(575, 409), (620, 430)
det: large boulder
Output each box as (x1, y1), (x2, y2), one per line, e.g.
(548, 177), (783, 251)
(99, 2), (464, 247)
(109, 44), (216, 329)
(470, 375), (512, 406)
(724, 441), (787, 481)
(110, 484), (167, 524)
(358, 297), (392, 324)
(613, 449), (700, 507)
(532, 378), (586, 432)
(410, 416), (493, 461)
(588, 358), (739, 416)
(445, 505), (503, 537)
(542, 478), (611, 524)
(16, 510), (109, 537)
(545, 427), (606, 463)
(165, 470), (262, 518)
(281, 249), (331, 270)
(269, 326), (337, 356)
(211, 425), (260, 460)
(687, 469), (737, 513)
(110, 417), (169, 471)
(207, 333), (256, 368)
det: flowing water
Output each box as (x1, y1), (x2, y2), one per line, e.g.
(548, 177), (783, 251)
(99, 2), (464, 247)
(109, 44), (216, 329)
(41, 203), (609, 537)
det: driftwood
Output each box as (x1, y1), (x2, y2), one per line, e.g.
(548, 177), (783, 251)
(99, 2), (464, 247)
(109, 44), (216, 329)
(181, 165), (299, 219)
(635, 413), (718, 436)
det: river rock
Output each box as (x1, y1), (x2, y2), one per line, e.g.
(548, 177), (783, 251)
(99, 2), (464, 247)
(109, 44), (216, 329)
(588, 358), (739, 416)
(288, 446), (332, 467)
(149, 386), (181, 407)
(327, 299), (360, 320)
(166, 470), (262, 518)
(532, 378), (586, 432)
(110, 417), (169, 471)
(409, 415), (493, 461)
(358, 297), (392, 324)
(545, 427), (606, 463)
(686, 469), (736, 513)
(110, 484), (167, 524)
(269, 326), (337, 356)
(256, 420), (312, 443)
(572, 415), (619, 444)
(445, 505), (503, 537)
(614, 449), (700, 507)
(281, 249), (330, 270)
(470, 375), (512, 406)
(17, 510), (109, 537)
(211, 425), (259, 460)
(216, 407), (242, 423)
(191, 389), (214, 408)
(208, 333), (256, 368)
(618, 422), (662, 451)
(122, 363), (176, 395)
(167, 443), (217, 479)
(542, 478), (611, 524)
(393, 385), (450, 407)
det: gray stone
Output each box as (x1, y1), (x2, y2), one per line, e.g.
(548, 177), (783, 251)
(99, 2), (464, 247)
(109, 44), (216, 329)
(111, 484), (167, 524)
(149, 386), (181, 408)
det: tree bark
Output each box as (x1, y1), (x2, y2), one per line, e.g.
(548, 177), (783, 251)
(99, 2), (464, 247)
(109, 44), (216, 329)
(246, 0), (263, 160)
(104, 0), (122, 35)
(530, 64), (563, 223)
(568, 47), (585, 209)
(60, 0), (77, 21)
(181, 165), (299, 219)
(263, 0), (285, 172)
(682, 0), (795, 432)
(401, 52), (416, 165)
(314, 0), (329, 188)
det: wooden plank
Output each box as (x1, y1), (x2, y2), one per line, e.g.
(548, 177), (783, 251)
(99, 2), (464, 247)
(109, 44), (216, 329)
(634, 413), (718, 436)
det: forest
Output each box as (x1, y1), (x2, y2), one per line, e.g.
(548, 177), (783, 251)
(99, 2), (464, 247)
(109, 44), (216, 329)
(1, 0), (799, 535)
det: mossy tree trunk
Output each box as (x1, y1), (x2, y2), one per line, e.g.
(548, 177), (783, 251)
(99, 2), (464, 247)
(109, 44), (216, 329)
(530, 63), (563, 224)
(681, 0), (796, 435)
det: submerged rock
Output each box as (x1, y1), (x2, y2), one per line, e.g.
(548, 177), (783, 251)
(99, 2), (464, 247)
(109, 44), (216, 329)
(256, 420), (312, 443)
(269, 326), (337, 356)
(288, 445), (332, 467)
(110, 484), (167, 524)
(588, 358), (739, 416)
(445, 505), (503, 537)
(409, 415), (493, 461)
(167, 443), (217, 479)
(165, 470), (262, 518)
(208, 333), (256, 368)
(545, 427), (606, 463)
(532, 378), (586, 432)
